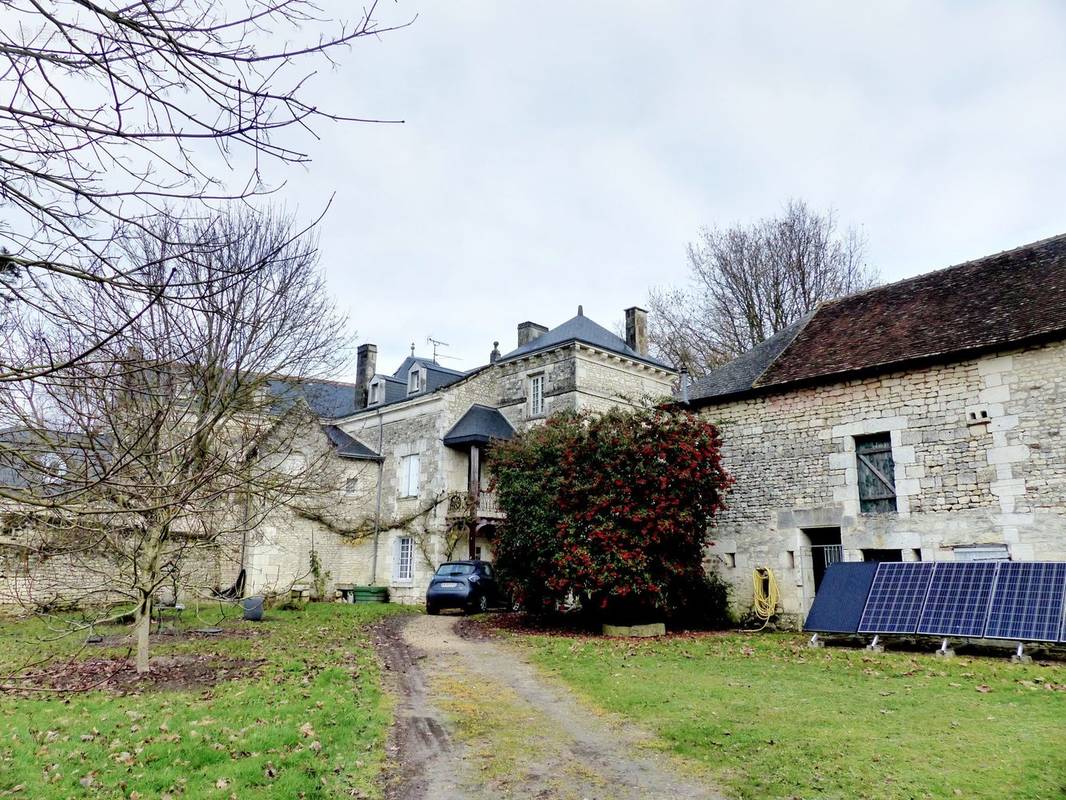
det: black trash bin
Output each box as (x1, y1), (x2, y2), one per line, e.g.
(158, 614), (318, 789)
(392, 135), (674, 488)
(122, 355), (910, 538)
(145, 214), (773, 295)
(242, 596), (264, 621)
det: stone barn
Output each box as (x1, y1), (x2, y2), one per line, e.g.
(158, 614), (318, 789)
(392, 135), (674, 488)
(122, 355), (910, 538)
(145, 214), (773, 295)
(687, 234), (1066, 625)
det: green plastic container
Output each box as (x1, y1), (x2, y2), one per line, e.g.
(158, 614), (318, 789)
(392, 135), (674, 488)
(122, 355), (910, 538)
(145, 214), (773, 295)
(352, 585), (389, 604)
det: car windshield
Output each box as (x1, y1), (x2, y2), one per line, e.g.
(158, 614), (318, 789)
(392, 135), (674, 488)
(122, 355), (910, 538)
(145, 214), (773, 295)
(436, 563), (475, 577)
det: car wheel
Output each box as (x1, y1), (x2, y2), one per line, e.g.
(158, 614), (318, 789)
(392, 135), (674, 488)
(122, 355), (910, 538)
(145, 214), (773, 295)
(426, 604), (439, 616)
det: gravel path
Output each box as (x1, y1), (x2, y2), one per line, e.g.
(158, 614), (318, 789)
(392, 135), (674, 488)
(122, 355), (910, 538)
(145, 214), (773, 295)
(376, 614), (724, 800)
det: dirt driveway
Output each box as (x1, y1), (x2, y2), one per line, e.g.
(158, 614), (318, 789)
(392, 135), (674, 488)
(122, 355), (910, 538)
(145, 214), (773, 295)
(375, 614), (724, 800)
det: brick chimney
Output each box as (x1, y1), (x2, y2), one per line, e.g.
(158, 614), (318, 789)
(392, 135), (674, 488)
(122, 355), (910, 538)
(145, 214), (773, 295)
(354, 343), (377, 410)
(624, 307), (648, 356)
(517, 321), (548, 348)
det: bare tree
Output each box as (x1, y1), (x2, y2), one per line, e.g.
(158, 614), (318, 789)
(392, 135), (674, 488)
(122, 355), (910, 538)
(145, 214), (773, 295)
(0, 207), (350, 673)
(0, 0), (407, 382)
(649, 200), (878, 375)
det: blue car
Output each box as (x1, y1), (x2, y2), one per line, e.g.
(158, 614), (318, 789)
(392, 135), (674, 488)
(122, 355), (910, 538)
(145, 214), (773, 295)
(425, 560), (500, 615)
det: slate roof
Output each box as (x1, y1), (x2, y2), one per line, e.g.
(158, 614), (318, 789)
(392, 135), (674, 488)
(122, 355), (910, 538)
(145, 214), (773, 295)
(322, 425), (383, 460)
(442, 405), (516, 448)
(687, 316), (809, 402)
(267, 378), (358, 418)
(0, 427), (100, 491)
(688, 233), (1066, 405)
(392, 355), (466, 382)
(374, 375), (408, 405)
(363, 357), (473, 412)
(498, 313), (674, 370)
(424, 362), (468, 393)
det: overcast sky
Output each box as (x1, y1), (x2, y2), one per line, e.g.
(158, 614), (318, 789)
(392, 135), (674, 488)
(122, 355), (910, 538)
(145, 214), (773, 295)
(281, 2), (1066, 377)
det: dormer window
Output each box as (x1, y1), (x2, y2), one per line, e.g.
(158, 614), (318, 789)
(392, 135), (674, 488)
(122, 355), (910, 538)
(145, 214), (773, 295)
(408, 367), (423, 394)
(368, 379), (383, 406)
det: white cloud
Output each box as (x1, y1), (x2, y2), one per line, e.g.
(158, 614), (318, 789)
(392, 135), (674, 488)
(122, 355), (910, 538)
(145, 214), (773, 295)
(277, 1), (1066, 374)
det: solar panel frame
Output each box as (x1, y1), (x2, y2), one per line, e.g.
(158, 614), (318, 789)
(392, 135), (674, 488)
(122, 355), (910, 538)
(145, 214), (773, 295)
(916, 562), (998, 638)
(858, 562), (935, 635)
(984, 562), (1066, 643)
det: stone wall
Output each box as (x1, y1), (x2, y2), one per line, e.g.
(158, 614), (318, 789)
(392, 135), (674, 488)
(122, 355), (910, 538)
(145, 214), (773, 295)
(573, 347), (675, 413)
(700, 339), (1066, 624)
(0, 534), (226, 608)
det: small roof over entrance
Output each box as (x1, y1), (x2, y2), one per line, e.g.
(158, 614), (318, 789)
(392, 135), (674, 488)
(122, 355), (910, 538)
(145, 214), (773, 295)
(443, 405), (516, 448)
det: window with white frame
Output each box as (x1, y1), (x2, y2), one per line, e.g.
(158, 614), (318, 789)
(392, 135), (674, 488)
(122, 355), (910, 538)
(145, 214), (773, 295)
(393, 536), (414, 582)
(529, 373), (545, 416)
(400, 453), (420, 497)
(368, 380), (382, 405)
(408, 368), (422, 394)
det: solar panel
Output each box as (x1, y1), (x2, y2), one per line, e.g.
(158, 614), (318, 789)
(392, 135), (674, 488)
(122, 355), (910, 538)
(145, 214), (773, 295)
(985, 562), (1066, 642)
(858, 562), (934, 634)
(803, 562), (879, 633)
(916, 562), (998, 637)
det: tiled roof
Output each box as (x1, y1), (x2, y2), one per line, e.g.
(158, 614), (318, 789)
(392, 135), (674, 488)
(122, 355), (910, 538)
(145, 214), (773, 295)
(442, 405), (516, 448)
(498, 313), (674, 370)
(689, 233), (1066, 404)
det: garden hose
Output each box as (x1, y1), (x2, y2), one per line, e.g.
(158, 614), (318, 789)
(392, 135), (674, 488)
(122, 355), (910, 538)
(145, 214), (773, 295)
(748, 566), (780, 630)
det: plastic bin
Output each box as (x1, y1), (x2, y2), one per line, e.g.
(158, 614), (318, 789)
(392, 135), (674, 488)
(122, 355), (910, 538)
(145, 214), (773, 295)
(242, 595), (265, 621)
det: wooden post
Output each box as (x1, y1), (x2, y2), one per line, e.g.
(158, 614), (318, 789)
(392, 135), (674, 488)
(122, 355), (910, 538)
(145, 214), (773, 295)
(468, 444), (480, 559)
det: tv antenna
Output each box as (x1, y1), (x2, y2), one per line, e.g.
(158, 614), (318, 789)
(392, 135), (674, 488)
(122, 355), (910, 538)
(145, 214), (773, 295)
(426, 336), (458, 362)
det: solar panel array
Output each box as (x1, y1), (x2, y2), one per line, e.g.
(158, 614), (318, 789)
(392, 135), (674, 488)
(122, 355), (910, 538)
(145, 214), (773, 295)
(804, 561), (1066, 643)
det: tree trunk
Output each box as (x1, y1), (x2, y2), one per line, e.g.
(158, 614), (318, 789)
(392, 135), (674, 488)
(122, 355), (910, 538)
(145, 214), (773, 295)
(134, 591), (152, 673)
(134, 527), (165, 674)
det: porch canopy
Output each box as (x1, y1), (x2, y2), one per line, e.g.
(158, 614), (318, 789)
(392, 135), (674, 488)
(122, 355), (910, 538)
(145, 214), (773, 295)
(443, 404), (515, 449)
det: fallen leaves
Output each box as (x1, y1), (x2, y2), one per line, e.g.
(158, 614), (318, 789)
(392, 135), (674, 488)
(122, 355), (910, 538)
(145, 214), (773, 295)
(10, 655), (265, 695)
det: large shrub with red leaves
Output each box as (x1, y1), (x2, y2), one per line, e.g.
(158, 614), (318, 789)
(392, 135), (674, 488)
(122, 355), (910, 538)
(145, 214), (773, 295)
(489, 408), (731, 624)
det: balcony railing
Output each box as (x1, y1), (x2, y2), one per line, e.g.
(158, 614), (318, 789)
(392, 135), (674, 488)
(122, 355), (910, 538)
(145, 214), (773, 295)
(476, 490), (504, 518)
(446, 490), (506, 519)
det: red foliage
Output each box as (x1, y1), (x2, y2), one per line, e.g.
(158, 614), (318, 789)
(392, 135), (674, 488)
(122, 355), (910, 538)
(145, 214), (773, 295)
(490, 408), (731, 622)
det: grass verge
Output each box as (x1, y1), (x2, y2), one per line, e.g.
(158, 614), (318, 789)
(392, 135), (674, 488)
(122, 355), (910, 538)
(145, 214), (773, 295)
(0, 602), (415, 799)
(517, 631), (1066, 800)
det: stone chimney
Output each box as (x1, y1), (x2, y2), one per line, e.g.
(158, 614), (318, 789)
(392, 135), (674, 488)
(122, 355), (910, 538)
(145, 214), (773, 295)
(624, 307), (648, 356)
(517, 321), (548, 348)
(354, 343), (377, 410)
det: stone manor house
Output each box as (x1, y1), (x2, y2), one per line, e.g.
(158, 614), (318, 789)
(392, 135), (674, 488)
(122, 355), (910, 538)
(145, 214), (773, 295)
(688, 234), (1066, 624)
(242, 307), (676, 602)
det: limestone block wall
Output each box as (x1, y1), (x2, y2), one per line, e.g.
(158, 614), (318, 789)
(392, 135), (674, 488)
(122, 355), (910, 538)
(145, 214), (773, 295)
(495, 344), (675, 429)
(496, 347), (579, 430)
(700, 339), (1066, 623)
(0, 537), (225, 608)
(573, 347), (675, 412)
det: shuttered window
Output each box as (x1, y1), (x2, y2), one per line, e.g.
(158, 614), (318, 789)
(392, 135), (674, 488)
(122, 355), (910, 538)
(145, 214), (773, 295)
(400, 453), (420, 497)
(855, 433), (896, 514)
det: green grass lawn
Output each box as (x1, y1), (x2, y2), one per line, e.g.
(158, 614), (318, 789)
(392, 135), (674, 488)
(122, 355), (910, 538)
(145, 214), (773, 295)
(518, 631), (1066, 800)
(0, 602), (414, 799)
